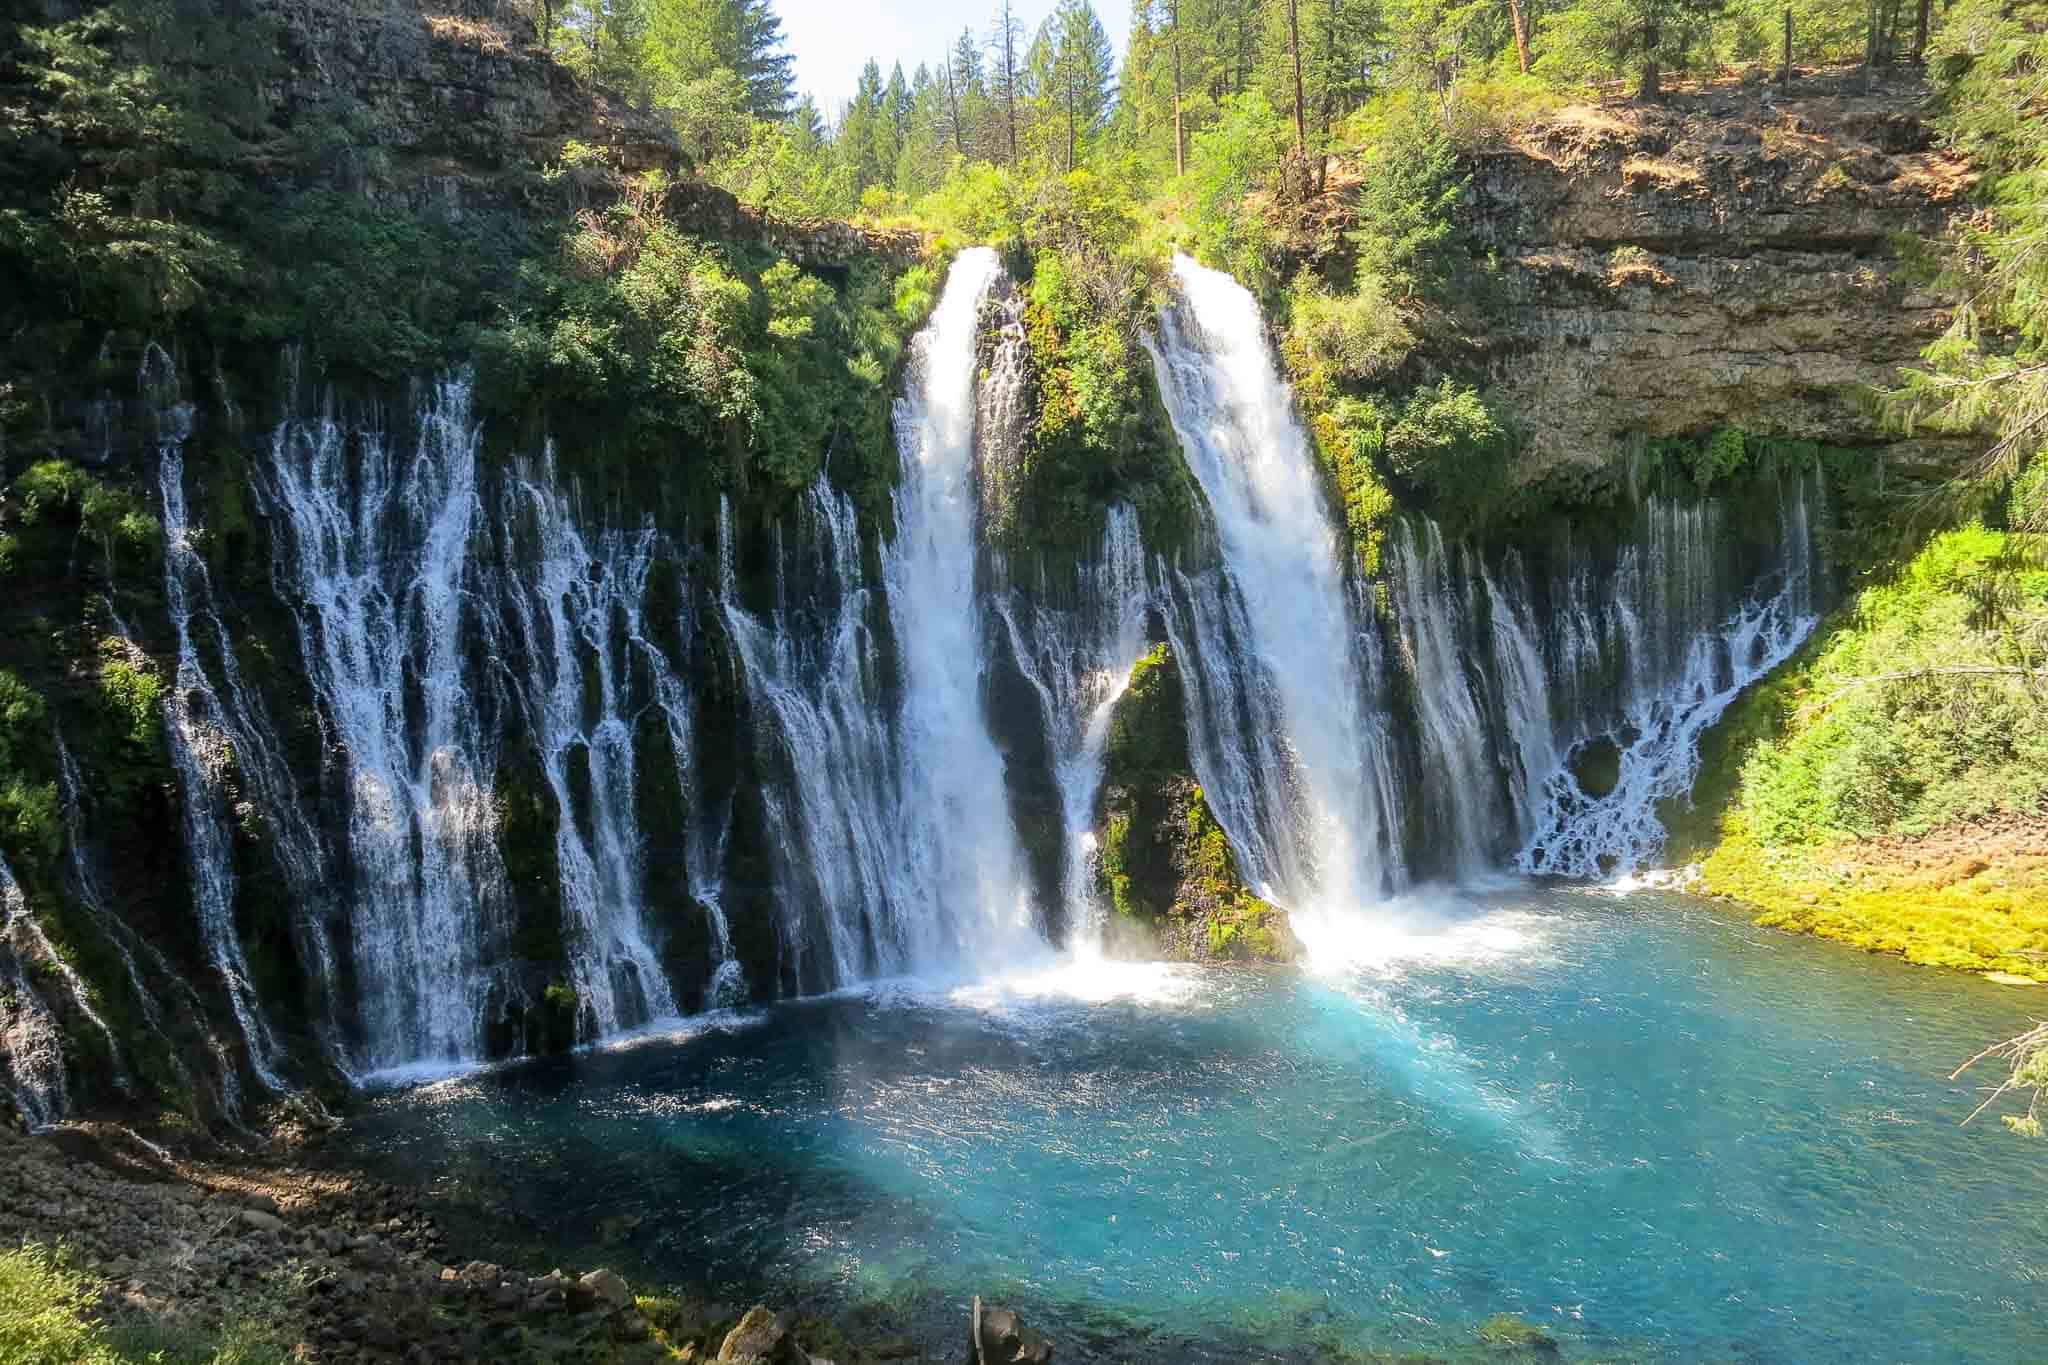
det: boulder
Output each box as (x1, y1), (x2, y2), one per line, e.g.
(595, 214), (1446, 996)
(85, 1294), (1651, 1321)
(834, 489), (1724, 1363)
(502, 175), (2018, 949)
(969, 1304), (1052, 1365)
(238, 1208), (285, 1235)
(718, 1306), (808, 1364)
(578, 1266), (633, 1309)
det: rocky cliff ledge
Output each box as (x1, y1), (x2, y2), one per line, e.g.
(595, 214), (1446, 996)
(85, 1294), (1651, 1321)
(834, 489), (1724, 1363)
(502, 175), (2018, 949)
(1464, 70), (1976, 478)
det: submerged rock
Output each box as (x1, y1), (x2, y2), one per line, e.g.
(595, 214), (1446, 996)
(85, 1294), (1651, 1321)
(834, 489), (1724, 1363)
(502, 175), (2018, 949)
(1478, 1312), (1560, 1355)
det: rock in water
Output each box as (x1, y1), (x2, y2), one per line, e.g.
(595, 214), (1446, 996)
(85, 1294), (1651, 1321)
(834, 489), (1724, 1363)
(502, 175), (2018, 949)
(969, 1304), (1052, 1365)
(719, 1305), (808, 1364)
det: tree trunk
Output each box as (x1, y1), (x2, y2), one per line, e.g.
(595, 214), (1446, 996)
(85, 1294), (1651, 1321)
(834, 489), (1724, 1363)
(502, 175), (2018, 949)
(1003, 0), (1019, 166)
(944, 50), (964, 156)
(1914, 0), (1931, 59)
(1171, 0), (1185, 177)
(1782, 8), (1793, 90)
(1067, 87), (1076, 171)
(1287, 0), (1308, 158)
(1640, 13), (1660, 100)
(1318, 0), (1337, 193)
(1507, 0), (1532, 73)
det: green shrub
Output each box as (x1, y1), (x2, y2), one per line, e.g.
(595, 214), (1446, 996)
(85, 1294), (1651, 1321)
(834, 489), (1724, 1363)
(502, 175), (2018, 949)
(1719, 526), (2048, 848)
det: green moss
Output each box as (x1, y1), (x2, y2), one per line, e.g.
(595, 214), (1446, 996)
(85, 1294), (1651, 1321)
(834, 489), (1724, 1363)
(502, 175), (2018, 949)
(1700, 815), (2048, 976)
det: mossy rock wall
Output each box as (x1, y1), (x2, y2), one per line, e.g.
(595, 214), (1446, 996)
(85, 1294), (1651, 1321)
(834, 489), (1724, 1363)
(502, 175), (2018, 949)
(1094, 643), (1297, 965)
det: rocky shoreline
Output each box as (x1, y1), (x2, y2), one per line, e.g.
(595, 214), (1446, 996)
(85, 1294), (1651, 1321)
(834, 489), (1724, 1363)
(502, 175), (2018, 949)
(0, 1116), (1019, 1364)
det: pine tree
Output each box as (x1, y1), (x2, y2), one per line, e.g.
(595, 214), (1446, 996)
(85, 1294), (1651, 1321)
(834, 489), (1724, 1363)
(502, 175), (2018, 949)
(732, 0), (795, 118)
(991, 0), (1025, 166)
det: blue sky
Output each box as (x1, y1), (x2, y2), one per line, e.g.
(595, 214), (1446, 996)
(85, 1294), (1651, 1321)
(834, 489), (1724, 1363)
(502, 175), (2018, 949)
(775, 0), (1132, 116)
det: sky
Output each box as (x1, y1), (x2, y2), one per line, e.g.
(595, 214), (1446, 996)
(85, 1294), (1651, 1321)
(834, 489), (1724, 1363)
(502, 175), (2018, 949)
(774, 0), (1132, 117)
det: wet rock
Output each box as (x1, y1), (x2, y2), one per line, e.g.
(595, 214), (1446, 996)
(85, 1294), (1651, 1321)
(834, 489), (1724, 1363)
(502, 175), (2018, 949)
(719, 1306), (808, 1364)
(969, 1305), (1052, 1365)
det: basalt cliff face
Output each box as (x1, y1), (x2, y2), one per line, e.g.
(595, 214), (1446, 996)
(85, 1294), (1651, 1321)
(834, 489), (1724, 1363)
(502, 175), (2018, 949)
(1464, 74), (1974, 479)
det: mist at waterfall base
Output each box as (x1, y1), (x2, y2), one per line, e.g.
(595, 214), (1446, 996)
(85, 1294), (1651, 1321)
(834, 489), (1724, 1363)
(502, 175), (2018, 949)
(335, 888), (2046, 1363)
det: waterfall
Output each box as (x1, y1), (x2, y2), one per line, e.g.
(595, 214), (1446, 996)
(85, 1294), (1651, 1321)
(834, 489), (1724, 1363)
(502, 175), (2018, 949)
(498, 465), (677, 1035)
(879, 245), (1044, 966)
(0, 854), (69, 1129)
(1147, 254), (1396, 926)
(1386, 521), (1501, 874)
(259, 378), (510, 1071)
(160, 425), (288, 1096)
(1480, 553), (1560, 847)
(622, 533), (737, 1005)
(1515, 471), (1823, 878)
(992, 505), (1151, 938)
(720, 483), (911, 990)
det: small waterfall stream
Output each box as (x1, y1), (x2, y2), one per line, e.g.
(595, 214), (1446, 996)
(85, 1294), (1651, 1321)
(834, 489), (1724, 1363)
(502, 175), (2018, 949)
(161, 429), (288, 1096)
(992, 505), (1151, 937)
(0, 853), (68, 1129)
(721, 483), (908, 991)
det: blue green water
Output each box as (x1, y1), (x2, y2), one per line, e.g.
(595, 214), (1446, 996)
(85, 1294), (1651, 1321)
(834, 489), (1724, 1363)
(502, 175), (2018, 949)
(340, 888), (2048, 1361)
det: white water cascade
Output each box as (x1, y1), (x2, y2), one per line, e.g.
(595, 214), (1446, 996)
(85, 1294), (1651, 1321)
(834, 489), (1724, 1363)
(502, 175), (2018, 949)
(161, 433), (287, 1095)
(498, 466), (679, 1036)
(259, 378), (510, 1071)
(1147, 254), (1397, 928)
(882, 245), (1044, 965)
(721, 482), (912, 991)
(0, 853), (69, 1129)
(1513, 471), (1824, 877)
(993, 504), (1152, 935)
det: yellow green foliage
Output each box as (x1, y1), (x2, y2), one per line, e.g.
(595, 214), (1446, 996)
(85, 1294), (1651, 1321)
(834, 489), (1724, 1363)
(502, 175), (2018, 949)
(1701, 815), (2048, 976)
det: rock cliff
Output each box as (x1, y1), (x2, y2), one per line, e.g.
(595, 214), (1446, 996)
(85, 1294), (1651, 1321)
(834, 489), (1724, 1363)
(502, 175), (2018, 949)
(1464, 71), (1976, 478)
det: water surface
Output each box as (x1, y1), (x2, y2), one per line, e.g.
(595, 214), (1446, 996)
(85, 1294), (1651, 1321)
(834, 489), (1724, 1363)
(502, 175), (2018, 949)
(338, 888), (2048, 1362)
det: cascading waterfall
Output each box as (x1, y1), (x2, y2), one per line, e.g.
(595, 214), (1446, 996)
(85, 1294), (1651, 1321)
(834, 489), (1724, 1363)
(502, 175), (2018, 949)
(1386, 521), (1502, 875)
(880, 245), (1043, 965)
(259, 377), (510, 1071)
(498, 466), (677, 1035)
(621, 532), (738, 1004)
(1479, 552), (1559, 847)
(991, 504), (1151, 936)
(0, 853), (69, 1130)
(1514, 470), (1824, 877)
(720, 483), (912, 991)
(160, 419), (288, 1095)
(1147, 254), (1397, 926)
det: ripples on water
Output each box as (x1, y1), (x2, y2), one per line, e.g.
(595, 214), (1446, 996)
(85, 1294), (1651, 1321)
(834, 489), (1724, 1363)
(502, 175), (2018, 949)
(341, 888), (2048, 1362)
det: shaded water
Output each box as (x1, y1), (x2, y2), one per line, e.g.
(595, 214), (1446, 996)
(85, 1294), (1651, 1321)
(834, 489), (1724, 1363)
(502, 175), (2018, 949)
(336, 888), (2048, 1364)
